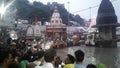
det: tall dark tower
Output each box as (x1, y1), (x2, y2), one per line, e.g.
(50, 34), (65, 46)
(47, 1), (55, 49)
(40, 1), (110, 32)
(95, 0), (119, 47)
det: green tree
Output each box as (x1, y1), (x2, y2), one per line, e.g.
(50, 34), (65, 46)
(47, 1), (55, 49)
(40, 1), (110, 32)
(15, 0), (85, 26)
(74, 15), (85, 26)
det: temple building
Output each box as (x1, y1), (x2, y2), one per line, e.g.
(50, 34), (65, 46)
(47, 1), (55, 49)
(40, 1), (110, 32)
(46, 6), (67, 41)
(26, 25), (34, 38)
(26, 23), (41, 39)
(25, 6), (87, 41)
(50, 6), (63, 25)
(94, 0), (120, 47)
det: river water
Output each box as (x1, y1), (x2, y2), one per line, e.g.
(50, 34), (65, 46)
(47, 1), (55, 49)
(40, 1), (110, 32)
(57, 44), (120, 68)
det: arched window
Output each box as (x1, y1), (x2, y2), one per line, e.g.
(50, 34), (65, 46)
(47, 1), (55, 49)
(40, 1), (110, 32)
(51, 20), (54, 23)
(60, 20), (62, 23)
(56, 20), (58, 23)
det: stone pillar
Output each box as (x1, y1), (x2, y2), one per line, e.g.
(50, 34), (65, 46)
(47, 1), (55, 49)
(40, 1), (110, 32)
(98, 26), (117, 47)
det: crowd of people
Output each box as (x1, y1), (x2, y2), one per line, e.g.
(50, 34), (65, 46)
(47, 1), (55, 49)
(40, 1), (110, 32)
(0, 40), (107, 68)
(0, 34), (107, 68)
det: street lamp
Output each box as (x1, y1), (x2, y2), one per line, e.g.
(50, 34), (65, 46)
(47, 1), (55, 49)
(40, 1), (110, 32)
(0, 0), (15, 19)
(0, 4), (7, 18)
(89, 7), (92, 20)
(0, 2), (6, 20)
(67, 2), (70, 24)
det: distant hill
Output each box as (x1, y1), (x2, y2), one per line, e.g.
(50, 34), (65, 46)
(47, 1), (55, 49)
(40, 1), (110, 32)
(15, 0), (85, 26)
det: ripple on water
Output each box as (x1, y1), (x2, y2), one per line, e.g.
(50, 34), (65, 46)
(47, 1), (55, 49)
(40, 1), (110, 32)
(57, 46), (120, 68)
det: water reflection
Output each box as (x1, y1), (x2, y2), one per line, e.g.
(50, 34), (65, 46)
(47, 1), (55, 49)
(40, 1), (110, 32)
(94, 47), (119, 68)
(57, 46), (120, 68)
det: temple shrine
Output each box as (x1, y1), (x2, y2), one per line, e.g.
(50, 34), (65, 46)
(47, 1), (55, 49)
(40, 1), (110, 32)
(46, 6), (67, 41)
(94, 0), (120, 47)
(26, 23), (41, 39)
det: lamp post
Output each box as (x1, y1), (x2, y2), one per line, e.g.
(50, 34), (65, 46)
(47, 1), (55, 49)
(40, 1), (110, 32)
(0, 0), (15, 26)
(67, 2), (70, 25)
(89, 7), (92, 20)
(0, 1), (6, 25)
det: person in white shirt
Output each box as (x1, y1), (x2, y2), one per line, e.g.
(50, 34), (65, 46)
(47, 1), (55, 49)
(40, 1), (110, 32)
(35, 48), (56, 68)
(33, 50), (44, 66)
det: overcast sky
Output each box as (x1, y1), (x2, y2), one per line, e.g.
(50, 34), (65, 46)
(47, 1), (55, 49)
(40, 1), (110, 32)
(28, 0), (120, 22)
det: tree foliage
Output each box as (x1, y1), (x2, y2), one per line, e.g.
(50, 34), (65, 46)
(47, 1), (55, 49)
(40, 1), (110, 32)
(74, 15), (85, 26)
(15, 0), (85, 26)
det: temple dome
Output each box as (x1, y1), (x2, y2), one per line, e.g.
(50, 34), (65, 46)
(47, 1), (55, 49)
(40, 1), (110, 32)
(26, 24), (41, 37)
(50, 6), (63, 25)
(96, 0), (117, 25)
(26, 25), (34, 36)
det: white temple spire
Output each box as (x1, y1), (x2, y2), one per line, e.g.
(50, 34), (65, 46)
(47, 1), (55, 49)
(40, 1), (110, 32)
(50, 6), (62, 25)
